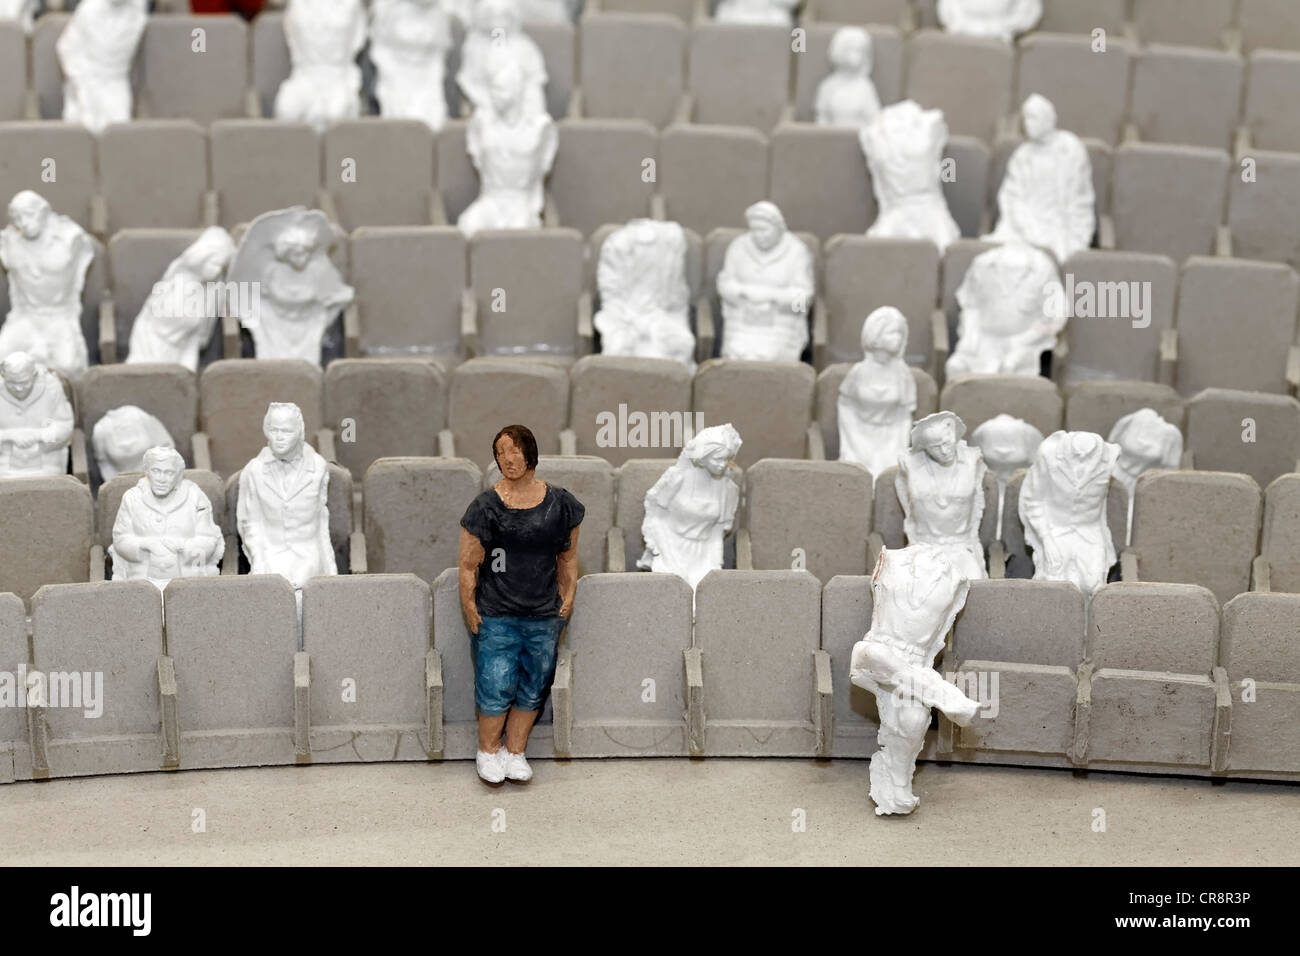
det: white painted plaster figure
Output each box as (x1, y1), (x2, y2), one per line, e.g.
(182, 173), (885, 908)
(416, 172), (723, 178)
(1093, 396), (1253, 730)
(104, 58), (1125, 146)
(457, 0), (548, 119)
(815, 26), (882, 129)
(837, 306), (916, 481)
(57, 0), (147, 134)
(274, 0), (367, 133)
(91, 405), (175, 482)
(860, 100), (961, 253)
(969, 413), (1043, 539)
(594, 219), (696, 367)
(370, 0), (453, 132)
(937, 0), (1042, 42)
(0, 351), (73, 478)
(1108, 408), (1182, 546)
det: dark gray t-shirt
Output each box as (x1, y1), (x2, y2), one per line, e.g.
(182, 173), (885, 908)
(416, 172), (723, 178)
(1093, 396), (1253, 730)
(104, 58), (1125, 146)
(460, 483), (585, 618)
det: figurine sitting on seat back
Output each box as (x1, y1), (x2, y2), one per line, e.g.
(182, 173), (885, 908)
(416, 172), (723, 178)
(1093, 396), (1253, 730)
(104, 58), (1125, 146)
(274, 0), (367, 133)
(56, 0), (148, 134)
(0, 351), (74, 479)
(593, 219), (696, 367)
(714, 0), (799, 25)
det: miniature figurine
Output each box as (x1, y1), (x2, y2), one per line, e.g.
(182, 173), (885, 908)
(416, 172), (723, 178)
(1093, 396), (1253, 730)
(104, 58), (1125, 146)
(715, 0), (799, 25)
(969, 413), (1043, 540)
(274, 0), (367, 133)
(945, 242), (1066, 379)
(716, 202), (815, 363)
(91, 405), (175, 482)
(638, 423), (742, 591)
(837, 306), (916, 482)
(815, 27), (882, 129)
(593, 219), (696, 367)
(1019, 429), (1120, 598)
(0, 190), (94, 380)
(457, 0), (548, 119)
(370, 0), (454, 132)
(896, 410), (988, 582)
(126, 227), (236, 372)
(459, 424), (585, 784)
(850, 544), (982, 815)
(0, 351), (73, 479)
(937, 0), (1042, 43)
(1108, 408), (1182, 546)
(985, 95), (1096, 264)
(860, 100), (961, 254)
(0, 0), (36, 33)
(109, 445), (223, 591)
(56, 0), (148, 134)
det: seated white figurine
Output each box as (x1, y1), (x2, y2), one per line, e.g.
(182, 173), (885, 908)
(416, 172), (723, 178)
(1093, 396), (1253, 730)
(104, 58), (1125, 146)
(1019, 430), (1119, 598)
(717, 201), (815, 363)
(715, 0), (799, 25)
(850, 544), (981, 815)
(457, 0), (548, 119)
(937, 0), (1042, 42)
(236, 402), (337, 594)
(370, 0), (453, 132)
(1108, 408), (1183, 546)
(0, 352), (73, 479)
(895, 410), (988, 582)
(593, 219), (696, 367)
(860, 100), (961, 254)
(226, 207), (355, 364)
(970, 413), (1044, 541)
(109, 446), (223, 591)
(985, 94), (1095, 264)
(274, 0), (367, 133)
(837, 306), (916, 481)
(457, 59), (559, 237)
(0, 0), (36, 33)
(91, 405), (175, 482)
(638, 423), (742, 591)
(126, 227), (236, 372)
(815, 27), (882, 129)
(0, 190), (94, 380)
(56, 0), (147, 135)
(946, 242), (1066, 379)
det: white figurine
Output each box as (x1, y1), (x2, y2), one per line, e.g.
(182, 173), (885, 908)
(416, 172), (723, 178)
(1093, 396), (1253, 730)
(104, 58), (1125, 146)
(56, 0), (147, 135)
(717, 201), (815, 363)
(638, 423), (742, 591)
(850, 544), (982, 815)
(0, 191), (94, 381)
(970, 413), (1043, 540)
(370, 0), (453, 132)
(937, 0), (1042, 43)
(946, 243), (1066, 379)
(457, 0), (548, 119)
(896, 411), (988, 582)
(274, 0), (367, 134)
(236, 402), (336, 600)
(715, 0), (799, 25)
(226, 208), (354, 364)
(0, 352), (73, 479)
(0, 0), (36, 33)
(1019, 430), (1119, 598)
(126, 227), (236, 372)
(91, 405), (175, 482)
(593, 219), (696, 367)
(837, 306), (916, 482)
(1108, 408), (1182, 547)
(986, 95), (1096, 264)
(860, 100), (961, 254)
(457, 58), (558, 237)
(815, 27), (882, 129)
(109, 446), (223, 591)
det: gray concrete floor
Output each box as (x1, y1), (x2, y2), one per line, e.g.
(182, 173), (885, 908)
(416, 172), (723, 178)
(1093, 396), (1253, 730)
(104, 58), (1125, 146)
(1, 759), (1297, 866)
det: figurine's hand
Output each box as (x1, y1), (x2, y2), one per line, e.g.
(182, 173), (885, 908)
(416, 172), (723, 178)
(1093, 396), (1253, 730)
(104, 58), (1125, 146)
(142, 538), (170, 557)
(464, 604), (481, 635)
(181, 542), (207, 564)
(163, 536), (187, 552)
(559, 599), (573, 619)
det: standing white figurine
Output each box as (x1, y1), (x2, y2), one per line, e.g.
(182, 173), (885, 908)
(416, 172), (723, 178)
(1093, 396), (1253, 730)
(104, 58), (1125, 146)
(850, 544), (982, 815)
(457, 59), (558, 237)
(226, 208), (354, 364)
(945, 243), (1066, 379)
(91, 405), (175, 482)
(0, 191), (94, 381)
(717, 201), (815, 363)
(1019, 430), (1119, 598)
(815, 27), (882, 129)
(126, 227), (236, 372)
(56, 0), (147, 134)
(896, 411), (988, 582)
(593, 219), (696, 367)
(109, 446), (223, 591)
(0, 0), (36, 34)
(638, 423), (742, 591)
(986, 95), (1096, 264)
(837, 306), (916, 482)
(0, 352), (73, 479)
(274, 0), (367, 133)
(714, 0), (799, 25)
(860, 100), (961, 254)
(457, 0), (548, 119)
(370, 0), (453, 132)
(969, 413), (1044, 539)
(1108, 408), (1182, 546)
(937, 0), (1042, 42)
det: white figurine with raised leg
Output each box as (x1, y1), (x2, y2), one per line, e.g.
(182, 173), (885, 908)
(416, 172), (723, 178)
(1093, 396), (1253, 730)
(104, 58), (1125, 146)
(457, 0), (548, 119)
(937, 0), (1041, 42)
(0, 352), (73, 479)
(370, 0), (453, 132)
(837, 306), (916, 482)
(815, 27), (882, 129)
(56, 0), (147, 134)
(1108, 408), (1182, 546)
(593, 219), (696, 367)
(274, 0), (367, 133)
(91, 405), (175, 482)
(860, 100), (961, 254)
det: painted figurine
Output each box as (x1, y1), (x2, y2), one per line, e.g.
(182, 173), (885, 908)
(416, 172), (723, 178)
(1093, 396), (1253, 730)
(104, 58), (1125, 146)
(837, 306), (916, 482)
(0, 351), (73, 479)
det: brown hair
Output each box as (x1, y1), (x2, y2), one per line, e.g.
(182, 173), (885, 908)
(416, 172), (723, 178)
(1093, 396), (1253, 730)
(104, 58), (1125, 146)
(492, 424), (539, 472)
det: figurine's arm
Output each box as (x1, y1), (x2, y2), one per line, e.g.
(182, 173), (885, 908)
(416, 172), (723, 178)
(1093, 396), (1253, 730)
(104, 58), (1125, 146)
(969, 455), (987, 533)
(465, 113), (485, 171)
(458, 528), (485, 635)
(236, 468), (265, 569)
(316, 471), (337, 576)
(110, 496), (154, 564)
(895, 458), (916, 541)
(539, 118), (559, 175)
(557, 526), (580, 618)
(39, 390), (75, 451)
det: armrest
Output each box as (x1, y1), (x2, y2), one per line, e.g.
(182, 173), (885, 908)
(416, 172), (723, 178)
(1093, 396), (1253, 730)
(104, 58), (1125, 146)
(221, 533), (239, 575)
(460, 288), (479, 358)
(867, 530), (885, 570)
(777, 103), (795, 127)
(70, 428), (88, 484)
(543, 190), (561, 228)
(605, 527), (625, 572)
(1211, 665), (1232, 773)
(1286, 345), (1300, 397)
(90, 194), (108, 239)
(23, 87), (38, 121)
(1097, 213), (1115, 250)
(343, 303), (361, 358)
(812, 296), (828, 370)
(1122, 120), (1140, 144)
(222, 312), (241, 359)
(317, 189), (340, 225)
(559, 428), (577, 456)
(812, 648), (833, 759)
(551, 650), (573, 756)
(684, 646), (705, 756)
(930, 308), (949, 385)
(988, 539), (1006, 579)
(89, 544), (105, 582)
(1180, 448), (1195, 470)
(650, 193), (666, 221)
(735, 527), (753, 570)
(157, 655), (180, 767)
(1069, 661), (1092, 767)
(995, 112), (1021, 142)
(293, 651), (311, 760)
(316, 427), (337, 463)
(438, 428), (455, 458)
(99, 298), (118, 364)
(426, 648), (445, 754)
(1158, 329), (1177, 388)
(566, 87), (584, 120)
(673, 91), (694, 126)
(192, 432), (212, 472)
(1120, 548), (1138, 581)
(1215, 224), (1233, 258)
(576, 290), (593, 356)
(1050, 334), (1069, 378)
(694, 294), (715, 364)
(203, 190), (219, 229)
(427, 189), (446, 226)
(1234, 125), (1253, 161)
(1251, 555), (1271, 592)
(806, 422), (825, 461)
(244, 86), (262, 119)
(349, 531), (367, 574)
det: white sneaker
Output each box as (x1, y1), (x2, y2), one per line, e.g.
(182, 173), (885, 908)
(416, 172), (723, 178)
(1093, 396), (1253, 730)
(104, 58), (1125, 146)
(501, 749), (533, 782)
(476, 747), (505, 783)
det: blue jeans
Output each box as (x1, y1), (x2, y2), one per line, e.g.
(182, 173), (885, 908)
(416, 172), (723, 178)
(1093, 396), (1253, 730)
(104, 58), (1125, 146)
(471, 615), (566, 716)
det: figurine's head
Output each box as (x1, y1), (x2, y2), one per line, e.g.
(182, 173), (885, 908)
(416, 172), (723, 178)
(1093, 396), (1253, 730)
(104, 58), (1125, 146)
(911, 410), (965, 466)
(475, 0), (520, 37)
(8, 190), (50, 241)
(493, 423), (539, 480)
(860, 306), (908, 361)
(185, 227), (236, 283)
(828, 26), (871, 73)
(970, 413), (1044, 479)
(273, 225), (317, 272)
(486, 55), (524, 116)
(683, 423), (741, 478)
(93, 405), (171, 476)
(1108, 408), (1182, 474)
(263, 402), (305, 459)
(1022, 94), (1057, 142)
(745, 201), (786, 253)
(143, 445), (185, 498)
(0, 351), (37, 401)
